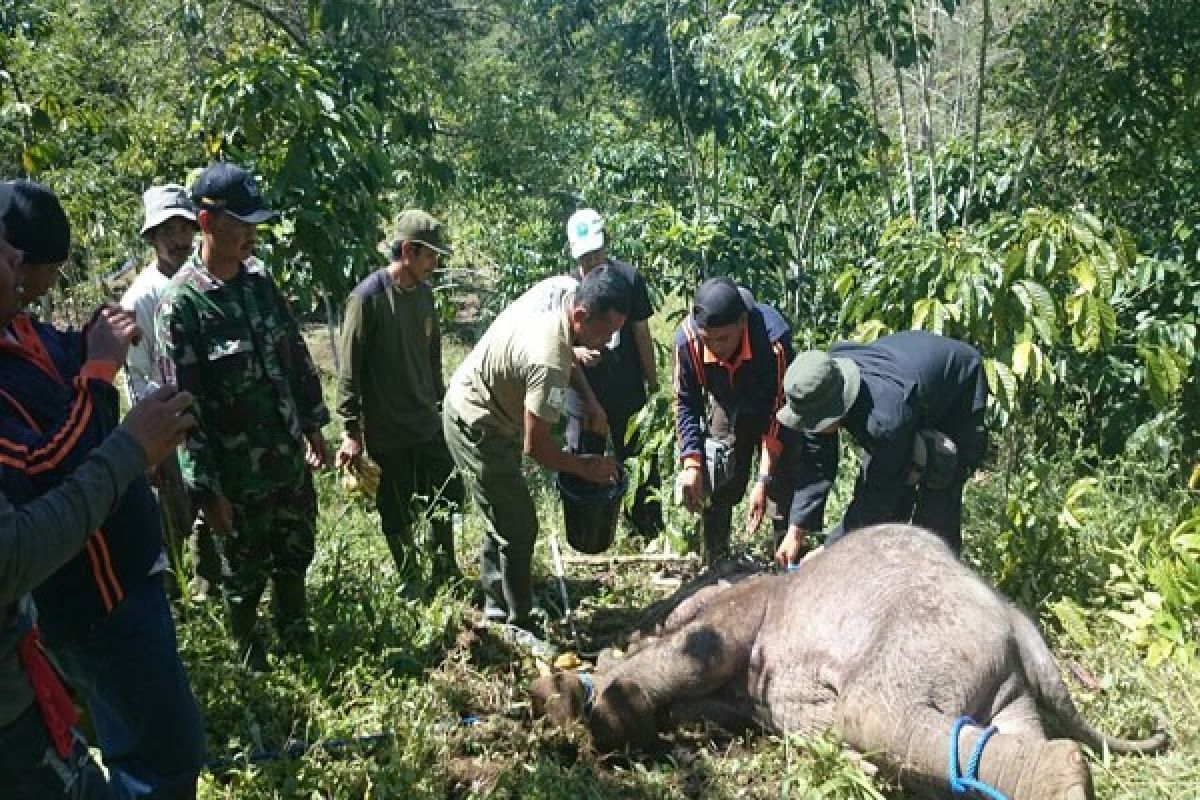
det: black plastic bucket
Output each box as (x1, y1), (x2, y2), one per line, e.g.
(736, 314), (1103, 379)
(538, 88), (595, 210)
(557, 466), (627, 554)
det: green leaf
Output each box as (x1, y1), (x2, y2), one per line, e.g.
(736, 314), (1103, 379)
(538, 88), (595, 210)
(911, 297), (933, 331)
(985, 358), (1018, 410)
(1050, 599), (1095, 649)
(1071, 258), (1097, 292)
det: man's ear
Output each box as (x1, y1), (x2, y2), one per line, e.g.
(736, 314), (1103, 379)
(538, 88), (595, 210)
(197, 208), (215, 234)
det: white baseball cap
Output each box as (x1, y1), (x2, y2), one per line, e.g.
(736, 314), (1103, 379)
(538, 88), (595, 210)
(566, 208), (605, 259)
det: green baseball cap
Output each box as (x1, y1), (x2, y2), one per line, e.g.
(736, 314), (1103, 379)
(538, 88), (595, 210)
(392, 209), (452, 255)
(776, 350), (861, 432)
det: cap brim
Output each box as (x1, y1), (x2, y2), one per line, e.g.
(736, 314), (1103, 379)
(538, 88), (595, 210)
(776, 405), (805, 431)
(226, 209), (278, 224)
(140, 209), (197, 236)
(425, 241), (453, 256)
(569, 232), (605, 259)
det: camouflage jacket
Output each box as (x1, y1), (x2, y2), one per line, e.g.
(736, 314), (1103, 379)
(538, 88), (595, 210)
(155, 254), (329, 499)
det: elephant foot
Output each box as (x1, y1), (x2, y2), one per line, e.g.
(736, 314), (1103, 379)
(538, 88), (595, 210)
(1023, 740), (1093, 800)
(975, 735), (1094, 800)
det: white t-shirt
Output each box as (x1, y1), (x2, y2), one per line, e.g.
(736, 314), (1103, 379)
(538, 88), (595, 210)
(119, 262), (173, 403)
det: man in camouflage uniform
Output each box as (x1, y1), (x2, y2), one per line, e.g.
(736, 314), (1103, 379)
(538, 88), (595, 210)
(156, 163), (330, 669)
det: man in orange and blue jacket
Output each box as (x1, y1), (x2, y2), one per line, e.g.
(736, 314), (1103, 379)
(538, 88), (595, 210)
(673, 277), (796, 564)
(0, 181), (205, 799)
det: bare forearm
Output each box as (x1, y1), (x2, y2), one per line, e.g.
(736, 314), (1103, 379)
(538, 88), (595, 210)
(570, 364), (599, 407)
(633, 321), (658, 390)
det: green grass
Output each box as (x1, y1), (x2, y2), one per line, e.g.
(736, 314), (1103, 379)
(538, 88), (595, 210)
(178, 332), (1198, 799)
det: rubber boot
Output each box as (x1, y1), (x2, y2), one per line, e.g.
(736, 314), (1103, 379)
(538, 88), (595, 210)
(700, 511), (732, 567)
(429, 519), (463, 590)
(383, 526), (415, 577)
(188, 519), (224, 601)
(225, 591), (269, 672)
(271, 573), (312, 655)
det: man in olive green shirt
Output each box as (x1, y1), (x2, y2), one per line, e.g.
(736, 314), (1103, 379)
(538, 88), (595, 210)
(335, 210), (463, 583)
(443, 266), (628, 651)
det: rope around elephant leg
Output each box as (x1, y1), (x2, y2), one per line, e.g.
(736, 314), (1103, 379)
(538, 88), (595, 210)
(948, 716), (1008, 800)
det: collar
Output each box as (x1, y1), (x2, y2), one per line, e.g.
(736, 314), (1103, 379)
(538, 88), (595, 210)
(702, 322), (752, 370)
(0, 314), (63, 384)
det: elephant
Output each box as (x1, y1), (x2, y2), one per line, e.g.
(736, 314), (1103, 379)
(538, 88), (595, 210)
(531, 524), (1166, 799)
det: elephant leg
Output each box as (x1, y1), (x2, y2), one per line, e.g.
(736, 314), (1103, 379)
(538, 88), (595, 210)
(835, 691), (1092, 800)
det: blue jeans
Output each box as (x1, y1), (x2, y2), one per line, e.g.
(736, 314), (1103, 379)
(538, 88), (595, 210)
(47, 576), (206, 800)
(0, 703), (114, 799)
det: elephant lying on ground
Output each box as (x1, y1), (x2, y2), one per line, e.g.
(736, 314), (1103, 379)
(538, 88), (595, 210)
(532, 524), (1166, 800)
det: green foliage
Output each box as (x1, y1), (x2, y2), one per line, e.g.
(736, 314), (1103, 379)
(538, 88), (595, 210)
(197, 43), (398, 303)
(839, 208), (1133, 415)
(1103, 503), (1200, 669)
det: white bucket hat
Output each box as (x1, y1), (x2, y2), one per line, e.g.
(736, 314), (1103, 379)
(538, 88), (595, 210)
(140, 184), (197, 235)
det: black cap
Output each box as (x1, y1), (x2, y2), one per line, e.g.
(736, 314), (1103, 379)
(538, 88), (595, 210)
(692, 276), (750, 328)
(0, 180), (71, 264)
(190, 163), (277, 224)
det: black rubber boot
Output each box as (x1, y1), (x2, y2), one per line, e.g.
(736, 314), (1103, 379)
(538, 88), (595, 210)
(271, 573), (312, 655)
(226, 593), (269, 672)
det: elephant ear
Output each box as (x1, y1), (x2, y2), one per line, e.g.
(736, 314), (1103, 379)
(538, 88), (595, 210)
(531, 673), (587, 727)
(589, 678), (659, 753)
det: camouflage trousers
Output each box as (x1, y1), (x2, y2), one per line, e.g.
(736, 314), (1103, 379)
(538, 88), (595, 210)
(209, 471), (317, 652)
(154, 452), (221, 599)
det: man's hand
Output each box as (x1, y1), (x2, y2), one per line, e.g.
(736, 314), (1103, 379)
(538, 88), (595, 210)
(746, 479), (768, 533)
(575, 454), (619, 485)
(573, 346), (602, 367)
(86, 305), (142, 364)
(773, 525), (808, 569)
(200, 495), (234, 536)
(305, 430), (330, 470)
(678, 464), (705, 514)
(334, 433), (363, 470)
(119, 386), (195, 467)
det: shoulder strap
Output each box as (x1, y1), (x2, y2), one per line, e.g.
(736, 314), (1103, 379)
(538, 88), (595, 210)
(682, 320), (707, 390)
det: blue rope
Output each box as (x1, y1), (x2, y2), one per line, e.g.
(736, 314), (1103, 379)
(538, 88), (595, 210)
(578, 672), (595, 709)
(948, 716), (1008, 800)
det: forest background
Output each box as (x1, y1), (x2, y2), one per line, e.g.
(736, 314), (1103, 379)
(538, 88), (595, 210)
(2, 1), (1198, 797)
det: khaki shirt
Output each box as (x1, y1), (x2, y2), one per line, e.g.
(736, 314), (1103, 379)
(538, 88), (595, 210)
(445, 282), (576, 440)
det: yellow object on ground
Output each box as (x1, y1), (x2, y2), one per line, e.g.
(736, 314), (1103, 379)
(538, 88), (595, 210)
(341, 457), (382, 497)
(1189, 462), (1200, 491)
(553, 652), (582, 670)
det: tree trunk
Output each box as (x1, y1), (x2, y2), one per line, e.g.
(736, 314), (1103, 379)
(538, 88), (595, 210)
(890, 33), (919, 224)
(962, 0), (992, 228)
(664, 0), (710, 276)
(858, 0), (896, 219)
(912, 0), (939, 232)
(1009, 6), (1081, 213)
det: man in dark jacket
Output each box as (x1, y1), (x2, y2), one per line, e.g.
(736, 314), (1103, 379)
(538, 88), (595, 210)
(563, 208), (662, 538)
(0, 181), (206, 799)
(773, 330), (988, 563)
(673, 277), (794, 564)
(334, 209), (463, 584)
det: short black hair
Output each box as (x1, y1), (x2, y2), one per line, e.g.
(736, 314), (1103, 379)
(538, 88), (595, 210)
(575, 263), (631, 320)
(388, 238), (423, 262)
